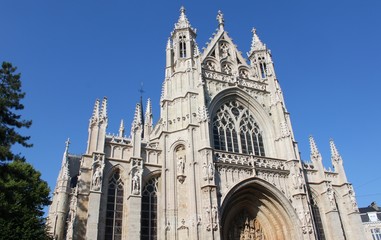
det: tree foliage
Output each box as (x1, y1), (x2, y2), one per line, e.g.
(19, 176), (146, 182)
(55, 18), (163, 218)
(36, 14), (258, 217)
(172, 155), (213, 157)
(0, 62), (51, 239)
(0, 160), (51, 240)
(0, 62), (32, 161)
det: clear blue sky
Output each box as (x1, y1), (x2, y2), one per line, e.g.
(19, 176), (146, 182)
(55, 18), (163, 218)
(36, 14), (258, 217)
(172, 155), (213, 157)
(2, 1), (381, 211)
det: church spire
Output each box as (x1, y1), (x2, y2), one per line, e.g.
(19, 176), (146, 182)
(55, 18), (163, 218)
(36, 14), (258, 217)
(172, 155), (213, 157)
(59, 138), (70, 180)
(248, 28), (266, 56)
(174, 6), (194, 31)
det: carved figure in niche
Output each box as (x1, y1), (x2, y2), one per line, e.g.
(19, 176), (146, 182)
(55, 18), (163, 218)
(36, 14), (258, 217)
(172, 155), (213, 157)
(222, 63), (231, 74)
(212, 206), (218, 228)
(92, 166), (102, 190)
(203, 162), (208, 180)
(208, 162), (215, 180)
(326, 184), (336, 209)
(220, 42), (230, 58)
(348, 186), (357, 209)
(239, 69), (249, 79)
(206, 61), (216, 71)
(132, 171), (140, 195)
(177, 156), (185, 175)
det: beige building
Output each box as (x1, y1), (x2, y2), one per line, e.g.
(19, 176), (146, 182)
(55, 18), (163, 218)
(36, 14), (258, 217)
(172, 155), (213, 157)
(47, 7), (365, 240)
(360, 202), (381, 240)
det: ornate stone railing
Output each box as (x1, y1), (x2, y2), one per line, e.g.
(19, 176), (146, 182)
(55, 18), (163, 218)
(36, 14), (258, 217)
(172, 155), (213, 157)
(202, 69), (267, 92)
(214, 150), (287, 171)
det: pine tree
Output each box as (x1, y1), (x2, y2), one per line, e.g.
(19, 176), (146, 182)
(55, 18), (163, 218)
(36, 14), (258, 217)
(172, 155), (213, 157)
(0, 62), (32, 161)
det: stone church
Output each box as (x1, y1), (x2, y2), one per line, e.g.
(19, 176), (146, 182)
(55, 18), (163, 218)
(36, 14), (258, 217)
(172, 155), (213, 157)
(47, 7), (365, 240)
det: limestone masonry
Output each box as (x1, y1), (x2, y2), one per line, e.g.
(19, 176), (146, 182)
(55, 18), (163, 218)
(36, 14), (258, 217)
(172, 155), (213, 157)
(47, 7), (365, 240)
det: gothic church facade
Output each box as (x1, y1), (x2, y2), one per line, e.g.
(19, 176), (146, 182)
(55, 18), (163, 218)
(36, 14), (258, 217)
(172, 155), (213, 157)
(47, 8), (364, 240)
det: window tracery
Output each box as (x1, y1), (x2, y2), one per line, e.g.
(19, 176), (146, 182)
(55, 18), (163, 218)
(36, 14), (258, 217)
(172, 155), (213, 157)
(105, 169), (124, 240)
(212, 101), (265, 156)
(141, 177), (159, 240)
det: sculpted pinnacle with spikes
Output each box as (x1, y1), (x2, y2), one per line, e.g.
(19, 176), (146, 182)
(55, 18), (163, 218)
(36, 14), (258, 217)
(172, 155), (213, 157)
(248, 27), (266, 56)
(309, 135), (322, 161)
(174, 6), (195, 31)
(100, 97), (108, 122)
(330, 139), (343, 163)
(132, 103), (143, 132)
(91, 99), (100, 125)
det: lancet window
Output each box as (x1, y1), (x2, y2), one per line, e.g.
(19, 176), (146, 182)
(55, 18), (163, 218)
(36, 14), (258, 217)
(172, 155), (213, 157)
(105, 169), (124, 240)
(179, 35), (186, 58)
(212, 101), (265, 156)
(259, 57), (267, 78)
(311, 199), (326, 240)
(141, 177), (159, 240)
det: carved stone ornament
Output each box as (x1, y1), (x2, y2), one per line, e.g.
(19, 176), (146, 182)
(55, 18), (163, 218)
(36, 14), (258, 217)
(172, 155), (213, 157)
(131, 158), (143, 195)
(326, 182), (337, 210)
(91, 154), (104, 191)
(205, 206), (218, 231)
(298, 210), (313, 234)
(176, 146), (187, 184)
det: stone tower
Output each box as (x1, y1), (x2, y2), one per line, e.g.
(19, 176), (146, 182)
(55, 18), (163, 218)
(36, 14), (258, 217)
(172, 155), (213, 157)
(47, 8), (364, 240)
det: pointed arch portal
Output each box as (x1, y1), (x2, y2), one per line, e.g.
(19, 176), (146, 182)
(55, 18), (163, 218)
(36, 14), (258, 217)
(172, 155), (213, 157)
(220, 178), (301, 240)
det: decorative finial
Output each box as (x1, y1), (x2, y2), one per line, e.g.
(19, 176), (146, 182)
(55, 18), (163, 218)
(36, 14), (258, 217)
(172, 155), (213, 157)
(180, 6), (185, 14)
(217, 10), (224, 30)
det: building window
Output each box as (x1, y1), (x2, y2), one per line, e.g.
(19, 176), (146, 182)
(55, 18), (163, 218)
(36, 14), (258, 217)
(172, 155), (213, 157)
(311, 199), (326, 240)
(212, 100), (265, 156)
(141, 177), (159, 240)
(259, 57), (267, 78)
(179, 35), (186, 58)
(372, 228), (381, 240)
(105, 170), (124, 240)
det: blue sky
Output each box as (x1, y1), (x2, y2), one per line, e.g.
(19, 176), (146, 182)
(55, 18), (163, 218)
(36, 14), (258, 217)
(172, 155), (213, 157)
(2, 1), (380, 210)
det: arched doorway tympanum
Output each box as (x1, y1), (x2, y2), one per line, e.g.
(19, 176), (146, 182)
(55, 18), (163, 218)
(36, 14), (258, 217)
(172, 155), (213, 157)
(220, 178), (302, 240)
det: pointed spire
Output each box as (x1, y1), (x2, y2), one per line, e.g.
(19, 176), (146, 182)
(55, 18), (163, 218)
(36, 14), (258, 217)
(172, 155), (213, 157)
(174, 6), (195, 32)
(59, 138), (70, 180)
(91, 99), (100, 124)
(145, 98), (152, 124)
(248, 28), (266, 56)
(216, 10), (224, 31)
(309, 135), (322, 161)
(100, 97), (108, 120)
(132, 103), (143, 131)
(330, 139), (343, 163)
(119, 119), (124, 137)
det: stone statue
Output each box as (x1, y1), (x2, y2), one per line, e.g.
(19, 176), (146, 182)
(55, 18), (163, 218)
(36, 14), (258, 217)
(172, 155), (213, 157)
(208, 162), (215, 180)
(132, 171), (140, 195)
(92, 166), (102, 190)
(177, 156), (185, 175)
